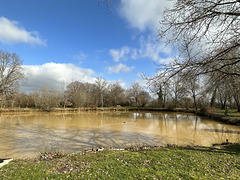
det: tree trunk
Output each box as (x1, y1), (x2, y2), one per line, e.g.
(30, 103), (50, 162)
(192, 93), (197, 110)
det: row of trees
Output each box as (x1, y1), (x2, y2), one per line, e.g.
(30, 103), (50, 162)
(1, 0), (240, 111)
(145, 0), (240, 112)
(0, 48), (239, 111)
(0, 74), (238, 112)
(148, 73), (240, 112)
(97, 0), (240, 112)
(0, 49), (152, 110)
(1, 79), (151, 111)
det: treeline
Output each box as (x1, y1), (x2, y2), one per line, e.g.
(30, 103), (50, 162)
(148, 74), (240, 112)
(0, 78), (151, 111)
(147, 0), (240, 113)
(0, 75), (239, 112)
(0, 49), (238, 112)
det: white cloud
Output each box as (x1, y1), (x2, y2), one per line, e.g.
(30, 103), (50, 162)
(135, 79), (148, 89)
(154, 57), (175, 64)
(109, 36), (174, 64)
(108, 79), (126, 88)
(108, 63), (135, 74)
(109, 46), (130, 62)
(21, 63), (96, 93)
(119, 0), (173, 32)
(117, 1), (175, 64)
(136, 36), (173, 63)
(0, 16), (46, 46)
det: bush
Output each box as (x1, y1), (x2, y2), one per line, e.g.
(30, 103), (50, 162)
(200, 106), (216, 114)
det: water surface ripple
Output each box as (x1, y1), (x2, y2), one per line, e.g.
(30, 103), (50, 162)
(0, 111), (239, 158)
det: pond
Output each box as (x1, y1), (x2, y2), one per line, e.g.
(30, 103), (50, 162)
(0, 111), (239, 158)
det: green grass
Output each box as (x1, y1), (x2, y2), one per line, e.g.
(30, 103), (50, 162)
(1, 145), (240, 179)
(216, 109), (240, 117)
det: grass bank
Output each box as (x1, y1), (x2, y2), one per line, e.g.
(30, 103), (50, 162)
(0, 145), (239, 179)
(125, 107), (240, 126)
(195, 108), (240, 126)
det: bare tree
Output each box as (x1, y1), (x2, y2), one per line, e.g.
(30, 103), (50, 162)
(106, 82), (125, 106)
(149, 81), (169, 108)
(168, 75), (188, 108)
(147, 1), (240, 109)
(15, 93), (35, 108)
(229, 76), (240, 112)
(215, 81), (231, 109)
(65, 81), (88, 107)
(32, 87), (61, 111)
(95, 77), (108, 107)
(0, 50), (25, 98)
(83, 82), (96, 107)
(185, 76), (202, 110)
(127, 82), (144, 107)
(158, 0), (240, 81)
(137, 91), (151, 107)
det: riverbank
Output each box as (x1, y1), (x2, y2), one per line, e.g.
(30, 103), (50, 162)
(0, 107), (239, 126)
(0, 107), (129, 113)
(128, 107), (240, 126)
(0, 144), (239, 179)
(195, 109), (240, 126)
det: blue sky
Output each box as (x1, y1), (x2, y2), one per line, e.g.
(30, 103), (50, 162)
(0, 0), (174, 92)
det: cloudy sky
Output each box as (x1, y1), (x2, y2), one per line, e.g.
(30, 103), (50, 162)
(0, 0), (174, 92)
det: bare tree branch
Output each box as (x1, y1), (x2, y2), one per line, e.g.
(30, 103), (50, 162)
(0, 50), (25, 97)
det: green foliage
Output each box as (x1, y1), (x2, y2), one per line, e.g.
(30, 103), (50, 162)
(1, 145), (239, 179)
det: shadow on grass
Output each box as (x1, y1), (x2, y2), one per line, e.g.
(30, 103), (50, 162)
(220, 144), (240, 154)
(181, 143), (240, 155)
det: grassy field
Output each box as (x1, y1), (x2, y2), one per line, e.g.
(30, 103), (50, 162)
(216, 109), (240, 117)
(0, 145), (239, 179)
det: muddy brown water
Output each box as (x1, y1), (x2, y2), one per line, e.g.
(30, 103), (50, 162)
(0, 111), (239, 158)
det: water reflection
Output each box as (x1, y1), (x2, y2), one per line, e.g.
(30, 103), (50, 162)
(0, 111), (239, 158)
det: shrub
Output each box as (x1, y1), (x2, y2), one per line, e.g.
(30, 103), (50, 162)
(200, 106), (216, 114)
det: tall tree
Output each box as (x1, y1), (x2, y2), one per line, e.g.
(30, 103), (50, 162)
(168, 75), (187, 108)
(149, 81), (169, 108)
(216, 83), (230, 110)
(32, 87), (61, 111)
(65, 81), (88, 107)
(185, 76), (201, 110)
(95, 77), (108, 107)
(158, 0), (240, 82)
(0, 50), (25, 97)
(137, 90), (151, 107)
(127, 82), (143, 107)
(107, 82), (125, 106)
(229, 76), (240, 112)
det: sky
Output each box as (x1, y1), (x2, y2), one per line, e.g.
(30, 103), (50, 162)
(0, 0), (174, 93)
